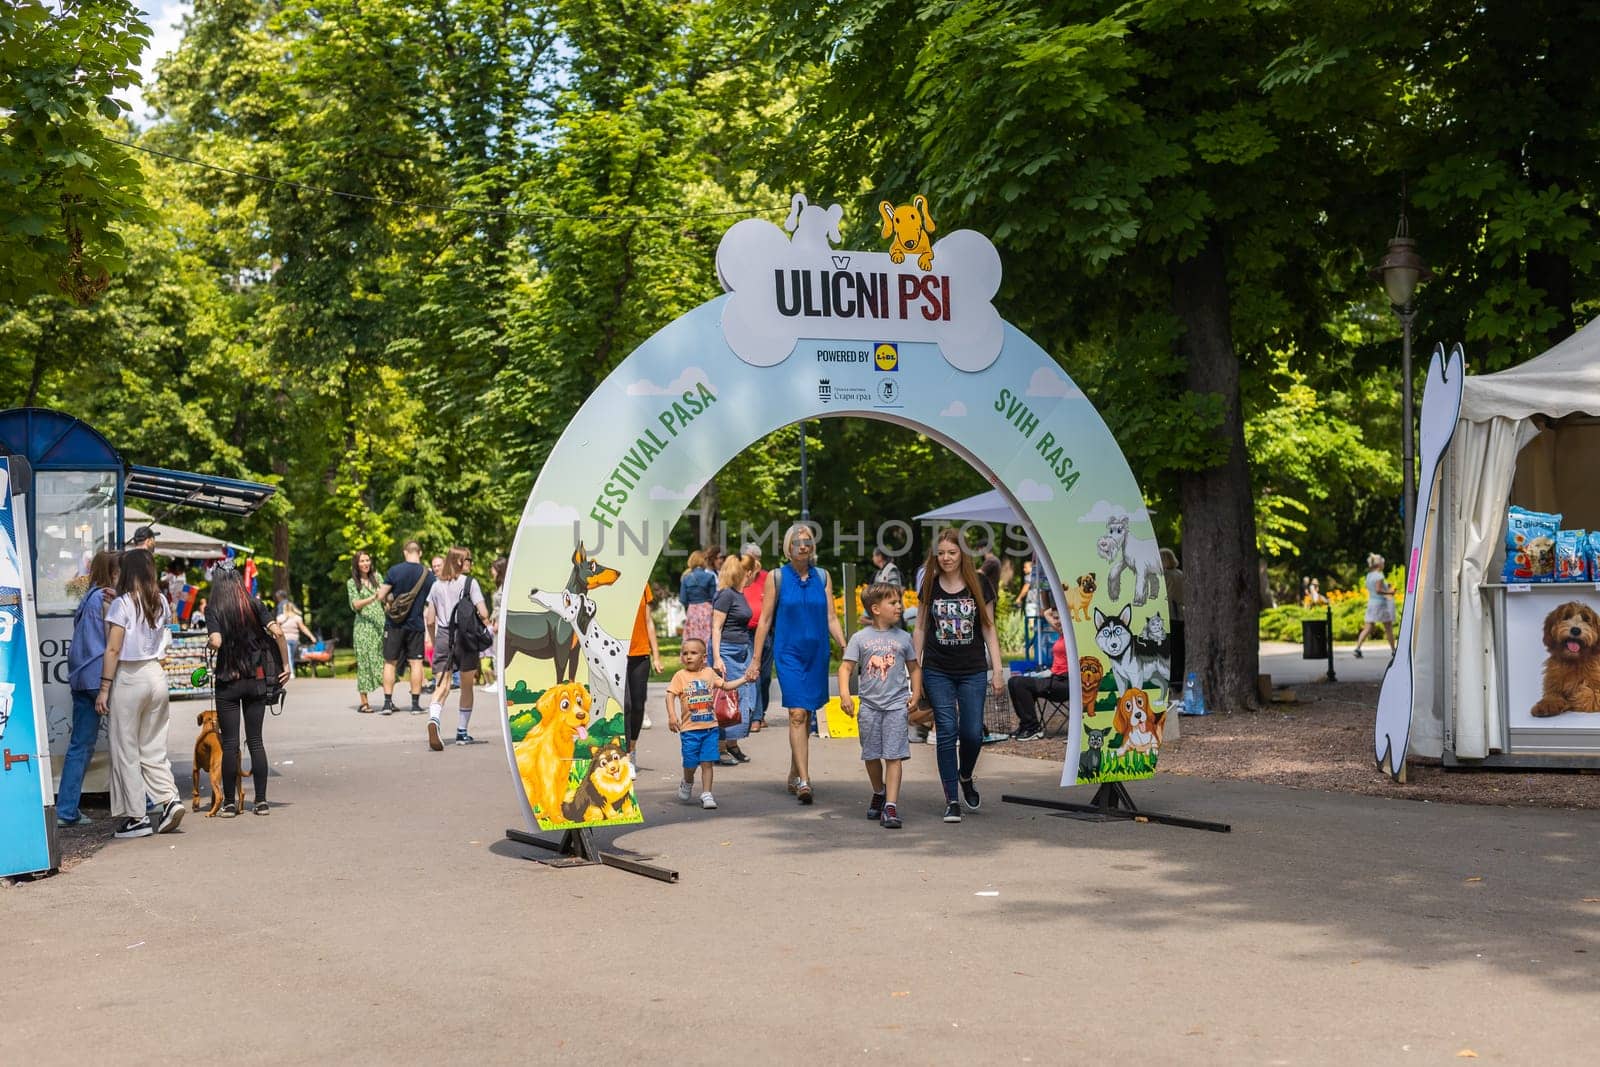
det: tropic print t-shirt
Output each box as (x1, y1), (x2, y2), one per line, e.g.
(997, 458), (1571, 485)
(921, 582), (988, 674)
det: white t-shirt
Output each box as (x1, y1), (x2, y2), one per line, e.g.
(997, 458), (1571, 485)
(277, 612), (309, 642)
(106, 593), (172, 662)
(427, 576), (485, 636)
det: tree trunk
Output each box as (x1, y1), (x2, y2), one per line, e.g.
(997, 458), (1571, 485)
(696, 477), (720, 553)
(1172, 229), (1262, 712)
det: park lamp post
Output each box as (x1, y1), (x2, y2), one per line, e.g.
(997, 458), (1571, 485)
(1369, 214), (1434, 561)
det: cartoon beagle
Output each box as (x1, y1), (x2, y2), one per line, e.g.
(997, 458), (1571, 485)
(879, 195), (936, 271)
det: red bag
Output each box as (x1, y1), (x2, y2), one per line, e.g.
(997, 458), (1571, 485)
(713, 680), (742, 726)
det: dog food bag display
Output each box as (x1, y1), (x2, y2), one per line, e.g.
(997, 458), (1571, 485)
(1502, 505), (1562, 582)
(1556, 529), (1589, 582)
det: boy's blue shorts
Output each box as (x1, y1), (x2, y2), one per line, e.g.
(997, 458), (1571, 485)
(680, 726), (720, 768)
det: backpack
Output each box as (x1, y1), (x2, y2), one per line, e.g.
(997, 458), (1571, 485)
(385, 564), (429, 624)
(450, 579), (494, 654)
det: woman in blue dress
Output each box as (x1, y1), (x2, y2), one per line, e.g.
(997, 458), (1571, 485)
(747, 523), (845, 804)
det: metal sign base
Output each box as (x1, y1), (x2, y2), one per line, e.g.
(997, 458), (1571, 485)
(1003, 782), (1231, 834)
(504, 827), (679, 883)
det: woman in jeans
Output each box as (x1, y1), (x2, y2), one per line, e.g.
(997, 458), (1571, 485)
(208, 563), (290, 815)
(710, 555), (755, 764)
(913, 528), (1004, 824)
(60, 549), (119, 828)
(96, 548), (186, 839)
(679, 550), (718, 646)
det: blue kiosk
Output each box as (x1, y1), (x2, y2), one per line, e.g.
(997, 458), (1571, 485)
(0, 409), (273, 875)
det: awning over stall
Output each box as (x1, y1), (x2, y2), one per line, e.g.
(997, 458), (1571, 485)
(125, 464), (276, 516)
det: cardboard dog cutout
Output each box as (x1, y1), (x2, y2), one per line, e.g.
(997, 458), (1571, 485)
(500, 196), (1171, 833)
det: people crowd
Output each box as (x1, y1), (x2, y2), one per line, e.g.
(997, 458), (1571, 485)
(60, 521), (1083, 840)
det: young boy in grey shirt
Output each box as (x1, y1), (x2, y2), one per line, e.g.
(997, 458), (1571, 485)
(839, 584), (923, 829)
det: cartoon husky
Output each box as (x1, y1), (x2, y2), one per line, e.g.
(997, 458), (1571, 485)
(1094, 605), (1169, 697)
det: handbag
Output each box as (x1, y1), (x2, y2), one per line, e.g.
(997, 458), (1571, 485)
(713, 679), (742, 726)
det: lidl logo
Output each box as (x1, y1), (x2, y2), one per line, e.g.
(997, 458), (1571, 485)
(874, 342), (899, 372)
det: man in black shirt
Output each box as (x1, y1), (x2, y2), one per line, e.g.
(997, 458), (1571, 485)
(376, 540), (435, 714)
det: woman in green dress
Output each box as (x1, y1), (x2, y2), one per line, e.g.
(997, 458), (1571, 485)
(348, 551), (386, 712)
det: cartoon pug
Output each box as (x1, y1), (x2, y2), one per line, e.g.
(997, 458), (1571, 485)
(1065, 573), (1097, 622)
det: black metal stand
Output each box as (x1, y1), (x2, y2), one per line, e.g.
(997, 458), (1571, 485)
(1325, 602), (1337, 683)
(1002, 782), (1230, 834)
(504, 827), (679, 883)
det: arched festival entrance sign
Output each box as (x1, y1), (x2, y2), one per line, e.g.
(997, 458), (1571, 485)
(498, 195), (1212, 872)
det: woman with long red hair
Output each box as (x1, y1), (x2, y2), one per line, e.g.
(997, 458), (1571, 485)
(912, 529), (1004, 824)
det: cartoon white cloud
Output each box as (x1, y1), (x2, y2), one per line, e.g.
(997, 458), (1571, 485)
(940, 400), (968, 417)
(1015, 479), (1054, 502)
(1079, 499), (1151, 524)
(1025, 367), (1082, 399)
(625, 366), (717, 397)
(649, 480), (705, 502)
(527, 500), (581, 526)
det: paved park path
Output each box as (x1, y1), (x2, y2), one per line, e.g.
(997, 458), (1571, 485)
(7, 675), (1598, 1064)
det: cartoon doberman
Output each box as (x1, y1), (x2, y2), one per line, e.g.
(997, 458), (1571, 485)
(503, 545), (620, 682)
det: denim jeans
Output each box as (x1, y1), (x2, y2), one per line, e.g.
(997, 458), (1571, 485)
(58, 688), (103, 822)
(922, 668), (988, 800)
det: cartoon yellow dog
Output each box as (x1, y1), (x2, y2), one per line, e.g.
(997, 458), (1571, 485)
(879, 195), (936, 271)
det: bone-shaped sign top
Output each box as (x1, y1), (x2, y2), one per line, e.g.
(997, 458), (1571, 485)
(715, 197), (1004, 372)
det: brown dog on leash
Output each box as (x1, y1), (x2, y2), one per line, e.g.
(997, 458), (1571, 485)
(192, 709), (247, 816)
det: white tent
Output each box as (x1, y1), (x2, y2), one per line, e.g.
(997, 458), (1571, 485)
(914, 489), (1021, 525)
(1415, 317), (1600, 760)
(122, 506), (241, 560)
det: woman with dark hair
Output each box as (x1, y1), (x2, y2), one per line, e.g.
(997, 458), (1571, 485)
(348, 550), (385, 712)
(60, 549), (120, 828)
(913, 528), (1004, 824)
(96, 548), (185, 838)
(208, 564), (288, 815)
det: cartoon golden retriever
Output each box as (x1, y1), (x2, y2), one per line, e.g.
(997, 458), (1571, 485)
(879, 195), (936, 271)
(515, 682), (592, 822)
(1112, 688), (1164, 756)
(1530, 601), (1600, 717)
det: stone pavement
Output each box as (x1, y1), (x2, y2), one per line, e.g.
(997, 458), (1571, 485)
(6, 675), (1598, 1064)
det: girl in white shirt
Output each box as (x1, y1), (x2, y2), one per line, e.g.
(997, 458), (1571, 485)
(95, 549), (184, 839)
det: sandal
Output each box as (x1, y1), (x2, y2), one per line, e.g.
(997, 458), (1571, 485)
(796, 781), (814, 805)
(728, 745), (750, 763)
(787, 776), (801, 794)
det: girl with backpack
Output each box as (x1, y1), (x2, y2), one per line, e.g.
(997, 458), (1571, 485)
(424, 546), (493, 751)
(207, 563), (290, 815)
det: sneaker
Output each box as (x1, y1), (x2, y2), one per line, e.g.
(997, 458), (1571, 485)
(943, 801), (962, 823)
(379, 703), (394, 716)
(113, 816), (154, 839)
(701, 792), (717, 810)
(677, 781), (694, 803)
(960, 778), (981, 811)
(428, 720), (444, 752)
(253, 801), (269, 815)
(455, 730), (475, 746)
(925, 731), (938, 745)
(156, 800), (186, 834)
(881, 803), (902, 829)
(410, 705), (424, 715)
(716, 755), (738, 767)
(796, 780), (814, 805)
(1014, 728), (1045, 742)
(1352, 648), (1363, 659)
(642, 714), (653, 730)
(867, 792), (887, 819)
(220, 802), (238, 818)
(56, 813), (92, 828)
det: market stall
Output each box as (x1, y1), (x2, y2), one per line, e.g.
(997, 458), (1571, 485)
(1411, 317), (1600, 767)
(0, 408), (274, 788)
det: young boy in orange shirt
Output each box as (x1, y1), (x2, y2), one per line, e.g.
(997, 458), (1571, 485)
(666, 638), (740, 810)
